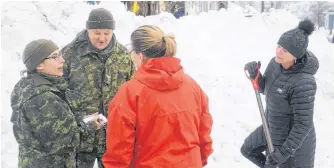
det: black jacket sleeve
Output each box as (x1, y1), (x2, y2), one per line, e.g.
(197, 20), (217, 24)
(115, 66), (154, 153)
(259, 58), (275, 94)
(281, 78), (316, 155)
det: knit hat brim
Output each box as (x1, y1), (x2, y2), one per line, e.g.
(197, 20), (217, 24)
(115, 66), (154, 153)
(23, 40), (58, 72)
(86, 20), (115, 29)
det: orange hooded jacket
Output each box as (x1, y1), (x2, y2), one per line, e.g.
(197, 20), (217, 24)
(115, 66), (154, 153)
(102, 57), (213, 168)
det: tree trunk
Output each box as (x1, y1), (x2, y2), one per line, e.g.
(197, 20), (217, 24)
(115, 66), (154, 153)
(261, 1), (264, 12)
(317, 2), (320, 27)
(275, 1), (282, 9)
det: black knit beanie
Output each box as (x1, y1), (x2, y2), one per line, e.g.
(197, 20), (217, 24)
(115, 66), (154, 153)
(22, 39), (58, 72)
(86, 8), (115, 29)
(277, 19), (315, 59)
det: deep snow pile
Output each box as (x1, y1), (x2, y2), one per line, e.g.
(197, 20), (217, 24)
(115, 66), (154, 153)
(1, 1), (334, 168)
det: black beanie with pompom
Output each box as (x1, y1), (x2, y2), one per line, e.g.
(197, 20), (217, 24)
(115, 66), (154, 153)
(277, 19), (315, 58)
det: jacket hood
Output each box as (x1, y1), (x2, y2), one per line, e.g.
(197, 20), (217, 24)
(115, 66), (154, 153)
(10, 73), (65, 110)
(284, 50), (319, 75)
(134, 57), (184, 91)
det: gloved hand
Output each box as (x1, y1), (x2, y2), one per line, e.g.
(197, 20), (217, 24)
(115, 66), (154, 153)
(245, 61), (261, 79)
(264, 148), (290, 168)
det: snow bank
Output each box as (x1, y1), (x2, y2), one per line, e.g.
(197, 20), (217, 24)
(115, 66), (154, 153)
(1, 1), (333, 168)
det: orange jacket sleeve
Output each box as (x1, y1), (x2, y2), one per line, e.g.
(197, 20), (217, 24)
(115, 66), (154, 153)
(102, 84), (136, 168)
(199, 90), (213, 166)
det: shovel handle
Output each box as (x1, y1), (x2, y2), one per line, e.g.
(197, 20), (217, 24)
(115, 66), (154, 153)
(244, 64), (260, 90)
(254, 90), (275, 153)
(244, 64), (275, 156)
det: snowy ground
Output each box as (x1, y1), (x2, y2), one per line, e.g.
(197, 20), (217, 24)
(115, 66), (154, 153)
(1, 1), (334, 168)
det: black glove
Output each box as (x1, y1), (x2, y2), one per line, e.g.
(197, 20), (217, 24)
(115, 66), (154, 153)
(245, 61), (261, 79)
(264, 148), (290, 168)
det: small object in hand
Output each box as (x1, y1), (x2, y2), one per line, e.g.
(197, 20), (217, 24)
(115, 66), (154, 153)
(98, 114), (108, 126)
(83, 112), (99, 123)
(83, 115), (95, 123)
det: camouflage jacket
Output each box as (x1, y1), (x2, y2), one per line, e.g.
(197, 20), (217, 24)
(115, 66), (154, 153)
(10, 72), (96, 167)
(60, 30), (134, 153)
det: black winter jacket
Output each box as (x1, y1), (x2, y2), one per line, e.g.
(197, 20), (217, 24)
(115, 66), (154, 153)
(260, 50), (318, 167)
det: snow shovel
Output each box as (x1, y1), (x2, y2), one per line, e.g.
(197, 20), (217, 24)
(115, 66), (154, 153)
(244, 65), (274, 154)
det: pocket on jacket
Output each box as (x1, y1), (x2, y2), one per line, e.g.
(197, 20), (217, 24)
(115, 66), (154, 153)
(79, 134), (95, 153)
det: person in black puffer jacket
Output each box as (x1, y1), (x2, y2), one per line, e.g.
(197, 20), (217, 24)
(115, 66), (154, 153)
(240, 19), (319, 168)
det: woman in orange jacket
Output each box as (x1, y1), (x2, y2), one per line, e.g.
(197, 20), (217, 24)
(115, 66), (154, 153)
(102, 25), (213, 168)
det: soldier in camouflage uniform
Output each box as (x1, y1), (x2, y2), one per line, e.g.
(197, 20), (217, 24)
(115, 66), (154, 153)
(10, 39), (101, 168)
(60, 8), (134, 168)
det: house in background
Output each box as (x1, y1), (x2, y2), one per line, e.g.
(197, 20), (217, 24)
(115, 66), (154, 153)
(122, 1), (281, 18)
(184, 1), (228, 15)
(180, 1), (279, 17)
(324, 10), (334, 43)
(325, 10), (334, 32)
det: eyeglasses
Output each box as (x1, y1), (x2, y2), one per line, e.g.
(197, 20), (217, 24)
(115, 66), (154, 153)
(45, 53), (63, 61)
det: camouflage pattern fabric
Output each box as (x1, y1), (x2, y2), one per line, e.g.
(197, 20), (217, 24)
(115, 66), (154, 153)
(60, 30), (135, 167)
(10, 73), (82, 168)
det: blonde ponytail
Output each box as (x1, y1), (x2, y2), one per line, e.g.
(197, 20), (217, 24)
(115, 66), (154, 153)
(162, 34), (176, 57)
(130, 25), (177, 58)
